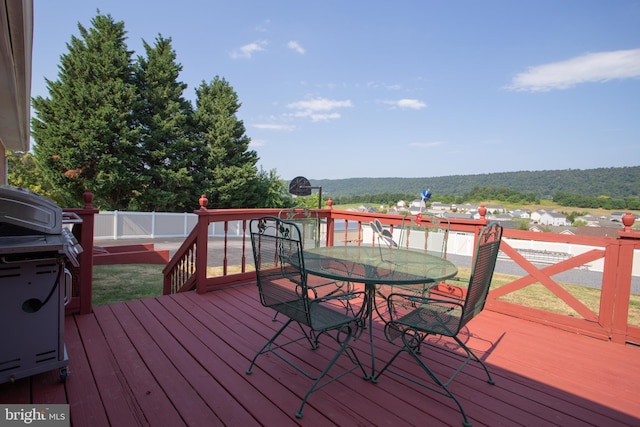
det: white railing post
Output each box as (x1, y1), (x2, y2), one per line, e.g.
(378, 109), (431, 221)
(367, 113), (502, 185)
(113, 210), (119, 240)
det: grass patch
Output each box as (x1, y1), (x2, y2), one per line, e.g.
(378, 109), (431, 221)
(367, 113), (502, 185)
(93, 264), (255, 306)
(93, 264), (164, 306)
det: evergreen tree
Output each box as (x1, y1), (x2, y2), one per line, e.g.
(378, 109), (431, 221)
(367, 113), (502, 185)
(31, 12), (141, 209)
(254, 168), (294, 208)
(132, 35), (197, 212)
(193, 77), (259, 208)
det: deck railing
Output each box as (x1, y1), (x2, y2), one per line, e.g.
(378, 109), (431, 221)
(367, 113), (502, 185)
(65, 191), (639, 344)
(161, 200), (640, 345)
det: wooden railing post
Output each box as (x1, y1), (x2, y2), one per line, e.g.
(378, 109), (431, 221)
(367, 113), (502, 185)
(196, 195), (209, 294)
(64, 190), (99, 315)
(611, 213), (640, 343)
(326, 198), (335, 246)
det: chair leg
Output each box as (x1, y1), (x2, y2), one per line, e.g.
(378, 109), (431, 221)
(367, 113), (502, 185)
(246, 318), (293, 374)
(454, 336), (495, 385)
(373, 330), (474, 427)
(296, 324), (365, 418)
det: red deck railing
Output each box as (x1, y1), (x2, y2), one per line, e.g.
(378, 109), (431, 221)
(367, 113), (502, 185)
(161, 199), (640, 345)
(66, 193), (640, 345)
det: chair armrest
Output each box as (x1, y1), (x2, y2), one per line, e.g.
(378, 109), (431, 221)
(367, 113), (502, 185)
(312, 290), (366, 319)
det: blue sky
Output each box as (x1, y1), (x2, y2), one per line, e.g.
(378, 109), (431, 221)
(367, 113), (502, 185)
(32, 1), (640, 181)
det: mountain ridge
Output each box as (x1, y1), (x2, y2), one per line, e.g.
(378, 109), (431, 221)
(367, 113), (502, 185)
(306, 166), (640, 199)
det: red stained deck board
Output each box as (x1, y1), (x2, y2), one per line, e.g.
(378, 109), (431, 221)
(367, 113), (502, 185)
(155, 294), (304, 427)
(73, 313), (147, 426)
(2, 282), (639, 427)
(91, 304), (188, 427)
(124, 297), (262, 427)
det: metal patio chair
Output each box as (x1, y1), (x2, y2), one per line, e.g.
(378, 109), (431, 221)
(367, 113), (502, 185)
(247, 216), (367, 418)
(275, 208), (356, 319)
(373, 214), (451, 316)
(278, 207), (322, 248)
(373, 223), (503, 427)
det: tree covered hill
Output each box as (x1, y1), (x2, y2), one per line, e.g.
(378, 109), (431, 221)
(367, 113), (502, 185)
(309, 166), (640, 199)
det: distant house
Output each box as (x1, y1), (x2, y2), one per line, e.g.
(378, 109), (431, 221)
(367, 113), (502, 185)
(529, 224), (575, 234)
(539, 211), (571, 226)
(409, 199), (423, 209)
(485, 204), (506, 214)
(430, 202), (450, 212)
(444, 212), (474, 220)
(576, 226), (622, 238)
(510, 209), (531, 219)
(458, 203), (479, 212)
(487, 213), (514, 222)
(531, 209), (546, 223)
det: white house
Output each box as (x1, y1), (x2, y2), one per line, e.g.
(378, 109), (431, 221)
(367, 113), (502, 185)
(510, 209), (531, 219)
(531, 209), (546, 223)
(539, 211), (571, 226)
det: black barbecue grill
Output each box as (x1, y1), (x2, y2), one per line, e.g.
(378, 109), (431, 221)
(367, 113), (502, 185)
(0, 185), (83, 383)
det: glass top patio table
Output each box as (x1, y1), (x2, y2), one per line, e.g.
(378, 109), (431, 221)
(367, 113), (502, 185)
(303, 246), (458, 287)
(302, 245), (458, 379)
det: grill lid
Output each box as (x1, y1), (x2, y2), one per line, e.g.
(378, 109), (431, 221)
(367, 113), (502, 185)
(0, 186), (62, 235)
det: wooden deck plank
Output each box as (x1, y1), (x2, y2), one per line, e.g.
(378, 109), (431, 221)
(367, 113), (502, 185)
(181, 290), (370, 425)
(211, 286), (525, 426)
(92, 304), (187, 427)
(73, 312), (147, 426)
(129, 297), (263, 426)
(2, 283), (639, 427)
(156, 293), (306, 427)
(62, 314), (111, 427)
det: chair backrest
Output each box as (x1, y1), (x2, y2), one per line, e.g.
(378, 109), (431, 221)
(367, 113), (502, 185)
(459, 222), (503, 328)
(250, 216), (311, 325)
(278, 207), (321, 248)
(397, 214), (450, 258)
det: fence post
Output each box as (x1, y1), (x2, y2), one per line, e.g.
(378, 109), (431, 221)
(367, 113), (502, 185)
(611, 214), (640, 343)
(113, 210), (119, 240)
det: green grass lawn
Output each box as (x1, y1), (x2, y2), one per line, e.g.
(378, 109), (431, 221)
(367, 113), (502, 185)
(92, 264), (164, 306)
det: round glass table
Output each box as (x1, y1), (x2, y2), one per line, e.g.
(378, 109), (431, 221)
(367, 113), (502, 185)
(302, 245), (458, 378)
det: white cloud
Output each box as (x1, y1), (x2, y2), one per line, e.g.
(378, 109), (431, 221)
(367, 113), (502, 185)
(287, 97), (353, 122)
(287, 41), (305, 54)
(288, 98), (353, 111)
(383, 99), (427, 110)
(249, 139), (266, 147)
(506, 48), (640, 92)
(252, 123), (296, 131)
(230, 40), (268, 59)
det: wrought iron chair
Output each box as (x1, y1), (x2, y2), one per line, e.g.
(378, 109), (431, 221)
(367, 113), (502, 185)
(247, 216), (367, 418)
(275, 208), (356, 319)
(373, 223), (503, 427)
(373, 214), (452, 315)
(278, 207), (322, 248)
(403, 213), (450, 259)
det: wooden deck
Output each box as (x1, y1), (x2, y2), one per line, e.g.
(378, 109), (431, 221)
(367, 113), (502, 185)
(2, 283), (639, 427)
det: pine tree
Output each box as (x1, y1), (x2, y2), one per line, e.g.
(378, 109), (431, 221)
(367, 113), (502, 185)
(31, 12), (141, 209)
(193, 77), (260, 208)
(132, 35), (197, 212)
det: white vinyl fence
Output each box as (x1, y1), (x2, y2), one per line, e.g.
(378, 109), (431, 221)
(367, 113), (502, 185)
(94, 211), (250, 240)
(94, 211), (199, 240)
